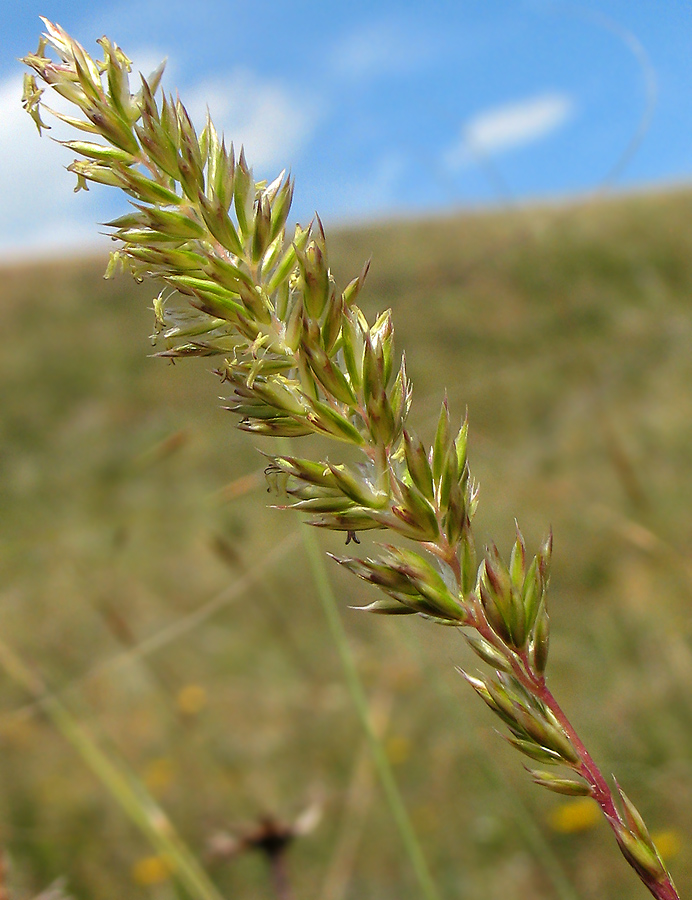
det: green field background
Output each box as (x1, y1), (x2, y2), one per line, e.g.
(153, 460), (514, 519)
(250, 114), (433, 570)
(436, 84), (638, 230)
(2, 190), (692, 899)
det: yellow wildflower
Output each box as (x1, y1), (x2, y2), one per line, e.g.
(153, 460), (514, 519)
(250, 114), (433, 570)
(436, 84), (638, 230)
(177, 684), (208, 716)
(652, 830), (682, 862)
(131, 855), (170, 886)
(549, 797), (600, 834)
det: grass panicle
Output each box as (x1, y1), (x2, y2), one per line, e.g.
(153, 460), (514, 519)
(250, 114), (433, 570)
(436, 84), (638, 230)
(20, 18), (682, 900)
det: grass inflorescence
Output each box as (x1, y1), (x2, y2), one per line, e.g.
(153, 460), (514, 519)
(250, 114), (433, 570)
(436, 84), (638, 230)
(6, 17), (691, 899)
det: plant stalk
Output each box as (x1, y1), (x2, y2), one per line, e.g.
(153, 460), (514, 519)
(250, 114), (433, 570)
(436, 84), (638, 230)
(524, 670), (680, 900)
(299, 523), (442, 900)
(269, 852), (295, 900)
(0, 637), (226, 900)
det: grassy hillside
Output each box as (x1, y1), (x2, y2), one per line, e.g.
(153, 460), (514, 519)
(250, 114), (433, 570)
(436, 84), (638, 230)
(2, 188), (692, 899)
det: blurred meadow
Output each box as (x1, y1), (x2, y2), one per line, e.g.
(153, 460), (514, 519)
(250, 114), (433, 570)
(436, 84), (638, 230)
(2, 188), (692, 899)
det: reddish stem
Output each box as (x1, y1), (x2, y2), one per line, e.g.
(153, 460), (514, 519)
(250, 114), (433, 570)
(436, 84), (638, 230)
(269, 852), (295, 900)
(529, 675), (620, 822)
(525, 670), (680, 900)
(468, 609), (680, 899)
(424, 536), (462, 585)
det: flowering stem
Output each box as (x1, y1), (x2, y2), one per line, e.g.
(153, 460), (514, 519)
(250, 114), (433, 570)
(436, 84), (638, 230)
(531, 679), (680, 900)
(464, 606), (681, 899)
(528, 677), (619, 818)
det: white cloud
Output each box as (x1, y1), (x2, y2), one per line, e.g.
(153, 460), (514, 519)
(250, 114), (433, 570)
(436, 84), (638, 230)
(185, 70), (318, 173)
(444, 92), (574, 170)
(331, 22), (432, 81)
(0, 45), (170, 260)
(0, 74), (108, 260)
(0, 62), (317, 257)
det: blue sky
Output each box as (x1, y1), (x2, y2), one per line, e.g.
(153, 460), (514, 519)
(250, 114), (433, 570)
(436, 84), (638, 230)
(3, 1), (692, 258)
